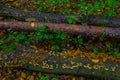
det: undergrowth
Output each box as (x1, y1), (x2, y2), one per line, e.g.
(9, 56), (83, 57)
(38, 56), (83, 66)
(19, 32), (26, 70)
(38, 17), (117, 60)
(0, 24), (119, 57)
(0, 25), (84, 54)
(34, 0), (119, 17)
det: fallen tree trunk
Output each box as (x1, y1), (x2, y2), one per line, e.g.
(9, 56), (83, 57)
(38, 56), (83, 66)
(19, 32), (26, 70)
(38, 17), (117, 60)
(0, 5), (120, 28)
(0, 44), (120, 80)
(0, 21), (120, 38)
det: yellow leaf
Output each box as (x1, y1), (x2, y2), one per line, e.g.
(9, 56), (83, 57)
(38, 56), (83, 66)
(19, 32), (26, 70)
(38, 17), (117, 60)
(92, 59), (99, 63)
(20, 78), (24, 80)
(31, 45), (37, 50)
(8, 70), (12, 74)
(26, 76), (30, 80)
(0, 57), (3, 61)
(29, 75), (34, 80)
(2, 78), (6, 80)
(72, 77), (76, 80)
(31, 22), (35, 27)
(21, 72), (26, 78)
(105, 41), (111, 48)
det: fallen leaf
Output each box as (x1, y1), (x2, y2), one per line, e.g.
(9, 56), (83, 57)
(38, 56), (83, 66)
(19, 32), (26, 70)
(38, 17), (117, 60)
(29, 75), (34, 80)
(91, 59), (99, 63)
(31, 22), (35, 27)
(105, 41), (111, 48)
(21, 72), (26, 78)
(72, 76), (76, 80)
(0, 58), (3, 61)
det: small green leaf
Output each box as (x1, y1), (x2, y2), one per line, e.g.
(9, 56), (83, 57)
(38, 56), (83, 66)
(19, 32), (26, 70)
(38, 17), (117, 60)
(53, 45), (59, 52)
(106, 0), (119, 8)
(114, 52), (120, 57)
(49, 34), (54, 40)
(60, 33), (67, 40)
(94, 1), (104, 10)
(78, 37), (83, 45)
(39, 4), (47, 11)
(86, 4), (93, 15)
(34, 0), (42, 4)
(38, 32), (43, 40)
(77, 4), (81, 7)
(28, 33), (36, 40)
(67, 18), (75, 24)
(7, 33), (14, 41)
(44, 34), (49, 39)
(26, 70), (31, 77)
(24, 40), (30, 45)
(52, 77), (58, 80)
(67, 16), (79, 24)
(40, 75), (49, 80)
(106, 10), (116, 17)
(93, 48), (99, 55)
(0, 44), (7, 49)
(4, 44), (17, 54)
(81, 2), (87, 8)
(15, 32), (25, 42)
(0, 39), (4, 44)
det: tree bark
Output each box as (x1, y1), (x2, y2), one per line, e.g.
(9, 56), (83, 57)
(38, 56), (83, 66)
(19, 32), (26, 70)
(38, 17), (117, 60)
(0, 44), (120, 80)
(0, 5), (120, 28)
(0, 21), (120, 38)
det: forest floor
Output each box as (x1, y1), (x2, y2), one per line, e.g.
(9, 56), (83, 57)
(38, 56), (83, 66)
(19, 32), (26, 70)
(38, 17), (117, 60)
(0, 0), (120, 80)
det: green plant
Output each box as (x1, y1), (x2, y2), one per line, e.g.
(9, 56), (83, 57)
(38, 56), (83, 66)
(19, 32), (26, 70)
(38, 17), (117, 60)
(105, 10), (116, 17)
(58, 9), (72, 14)
(1, 44), (17, 54)
(35, 0), (47, 12)
(0, 32), (18, 54)
(114, 52), (120, 57)
(48, 34), (54, 41)
(35, 0), (119, 17)
(15, 32), (25, 42)
(7, 33), (15, 41)
(54, 30), (67, 40)
(53, 45), (59, 52)
(105, 0), (119, 8)
(54, 0), (70, 4)
(52, 77), (58, 80)
(93, 47), (99, 55)
(39, 74), (58, 80)
(24, 39), (31, 45)
(35, 0), (70, 12)
(86, 4), (94, 15)
(39, 75), (49, 80)
(94, 1), (105, 10)
(37, 24), (48, 40)
(77, 37), (83, 45)
(69, 38), (77, 44)
(80, 1), (87, 9)
(66, 16), (79, 24)
(34, 0), (42, 4)
(39, 4), (47, 12)
(106, 47), (120, 56)
(0, 38), (4, 44)
(26, 70), (31, 77)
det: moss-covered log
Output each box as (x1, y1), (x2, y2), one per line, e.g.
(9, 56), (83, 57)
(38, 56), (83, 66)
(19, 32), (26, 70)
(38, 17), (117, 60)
(0, 5), (120, 28)
(0, 44), (120, 80)
(0, 21), (120, 38)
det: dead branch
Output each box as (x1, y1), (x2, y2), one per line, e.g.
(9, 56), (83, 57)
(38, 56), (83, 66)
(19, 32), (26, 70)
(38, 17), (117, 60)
(0, 21), (120, 38)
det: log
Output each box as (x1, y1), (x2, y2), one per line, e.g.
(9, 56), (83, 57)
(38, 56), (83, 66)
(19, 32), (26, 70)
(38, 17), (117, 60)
(0, 21), (120, 38)
(0, 5), (120, 28)
(0, 44), (120, 80)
